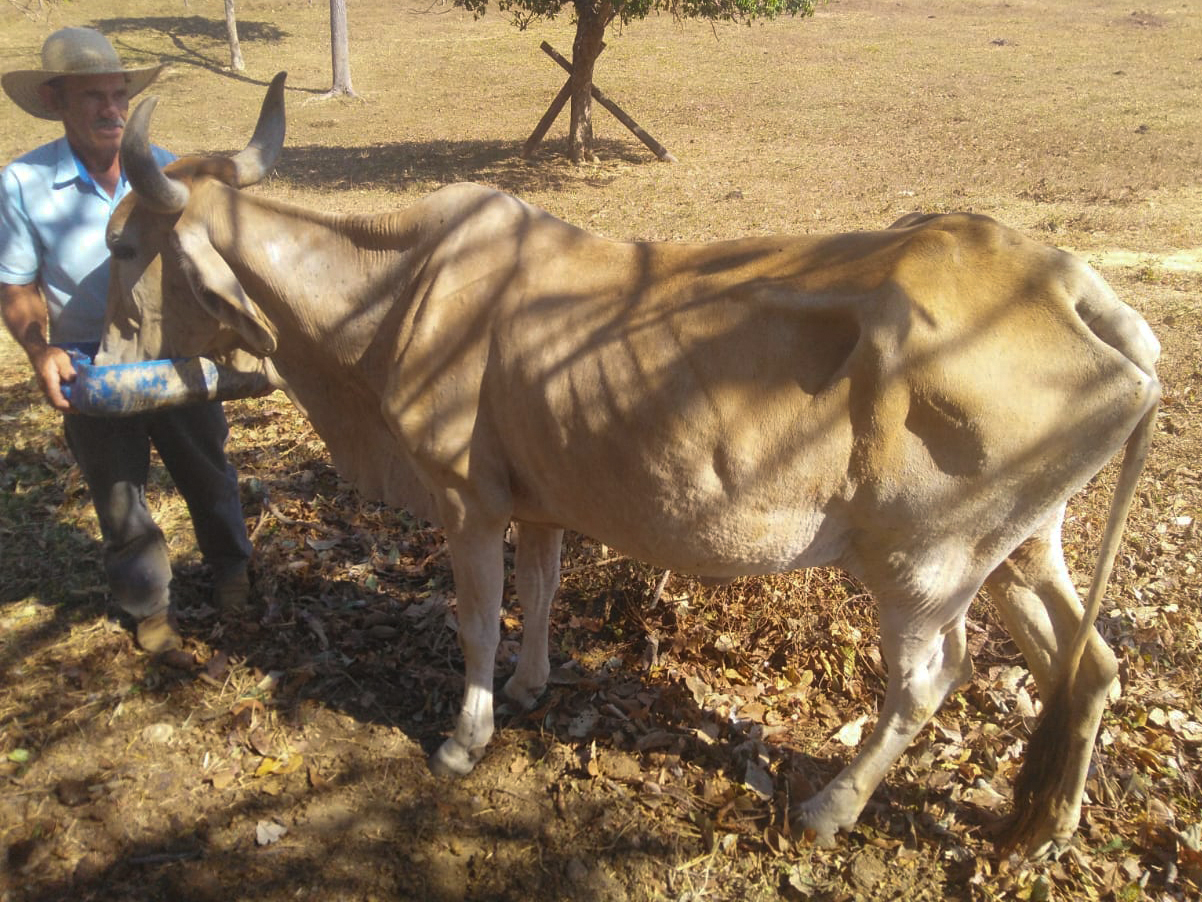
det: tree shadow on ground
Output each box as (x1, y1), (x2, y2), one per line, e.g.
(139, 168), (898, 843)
(0, 462), (828, 901)
(67, 15), (662, 187)
(89, 16), (304, 90)
(0, 381), (109, 672)
(1, 406), (997, 901)
(273, 137), (653, 197)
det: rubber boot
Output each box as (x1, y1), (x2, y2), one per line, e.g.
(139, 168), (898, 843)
(212, 567), (252, 613)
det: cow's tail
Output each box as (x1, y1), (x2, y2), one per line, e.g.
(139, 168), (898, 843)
(999, 395), (1159, 853)
(1000, 264), (1161, 852)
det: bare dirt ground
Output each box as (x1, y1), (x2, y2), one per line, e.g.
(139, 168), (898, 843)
(1, 1), (1201, 899)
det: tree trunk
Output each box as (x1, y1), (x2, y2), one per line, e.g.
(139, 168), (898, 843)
(568, 0), (612, 164)
(328, 0), (356, 96)
(224, 0), (245, 72)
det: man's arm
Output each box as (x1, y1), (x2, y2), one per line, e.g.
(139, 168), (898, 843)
(0, 281), (75, 412)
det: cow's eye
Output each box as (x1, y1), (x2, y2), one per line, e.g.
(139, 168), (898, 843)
(110, 244), (136, 261)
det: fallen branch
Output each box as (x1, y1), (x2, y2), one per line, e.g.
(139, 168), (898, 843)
(249, 493), (340, 542)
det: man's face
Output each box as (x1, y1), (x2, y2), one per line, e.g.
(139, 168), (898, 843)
(39, 73), (130, 166)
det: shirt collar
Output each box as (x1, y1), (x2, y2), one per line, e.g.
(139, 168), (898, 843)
(53, 138), (128, 200)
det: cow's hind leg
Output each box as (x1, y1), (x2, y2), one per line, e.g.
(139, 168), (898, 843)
(503, 522), (564, 709)
(430, 521), (507, 778)
(792, 584), (976, 845)
(984, 507), (1119, 854)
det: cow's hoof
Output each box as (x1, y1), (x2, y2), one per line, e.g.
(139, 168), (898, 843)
(995, 811), (1075, 860)
(429, 738), (481, 778)
(136, 609), (183, 655)
(502, 676), (546, 712)
(1024, 836), (1071, 862)
(789, 802), (847, 848)
(790, 821), (839, 848)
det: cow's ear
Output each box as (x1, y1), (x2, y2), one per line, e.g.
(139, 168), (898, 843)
(172, 224), (278, 356)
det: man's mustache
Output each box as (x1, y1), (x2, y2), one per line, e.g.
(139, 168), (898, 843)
(95, 117), (125, 130)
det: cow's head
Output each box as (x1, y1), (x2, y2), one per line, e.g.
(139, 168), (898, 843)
(98, 72), (288, 368)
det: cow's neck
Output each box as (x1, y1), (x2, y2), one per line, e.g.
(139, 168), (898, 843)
(204, 185), (428, 373)
(202, 184), (442, 522)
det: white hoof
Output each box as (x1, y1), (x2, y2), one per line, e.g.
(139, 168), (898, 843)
(790, 796), (854, 847)
(502, 675), (546, 712)
(1025, 836), (1071, 862)
(789, 814), (839, 848)
(429, 738), (482, 777)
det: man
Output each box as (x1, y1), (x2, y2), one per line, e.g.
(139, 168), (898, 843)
(0, 27), (253, 657)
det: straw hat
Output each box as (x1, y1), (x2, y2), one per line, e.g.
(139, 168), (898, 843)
(2, 27), (164, 121)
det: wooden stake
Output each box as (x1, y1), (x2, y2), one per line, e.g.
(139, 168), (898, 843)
(523, 41), (676, 163)
(523, 44), (605, 159)
(522, 79), (573, 160)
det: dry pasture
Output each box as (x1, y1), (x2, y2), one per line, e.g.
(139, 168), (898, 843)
(1, 1), (1201, 899)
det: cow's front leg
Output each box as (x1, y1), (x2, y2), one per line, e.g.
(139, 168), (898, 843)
(503, 522), (564, 710)
(792, 593), (974, 844)
(430, 523), (506, 777)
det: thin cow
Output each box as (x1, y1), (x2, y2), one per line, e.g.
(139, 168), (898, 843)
(99, 73), (1160, 855)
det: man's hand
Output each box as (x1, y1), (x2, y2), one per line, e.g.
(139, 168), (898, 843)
(1, 281), (76, 412)
(29, 344), (77, 412)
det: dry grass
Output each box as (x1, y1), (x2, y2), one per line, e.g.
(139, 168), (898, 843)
(2, 1), (1201, 900)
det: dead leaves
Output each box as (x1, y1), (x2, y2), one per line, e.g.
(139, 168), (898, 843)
(198, 674), (307, 798)
(255, 820), (288, 846)
(537, 558), (1202, 898)
(10, 396), (1194, 898)
(831, 714), (869, 748)
(255, 755), (304, 778)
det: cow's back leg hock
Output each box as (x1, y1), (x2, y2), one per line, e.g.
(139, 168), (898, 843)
(984, 508), (1119, 853)
(791, 587), (975, 844)
(430, 520), (507, 777)
(504, 522), (564, 709)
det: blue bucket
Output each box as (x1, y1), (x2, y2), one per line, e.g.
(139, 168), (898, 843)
(59, 345), (271, 416)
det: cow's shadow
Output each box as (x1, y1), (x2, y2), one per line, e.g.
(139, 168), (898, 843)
(210, 425), (988, 840)
(3, 413), (993, 901)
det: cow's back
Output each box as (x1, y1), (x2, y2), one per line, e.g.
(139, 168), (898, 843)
(462, 212), (1158, 578)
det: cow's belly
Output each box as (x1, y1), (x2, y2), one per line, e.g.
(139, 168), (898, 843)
(509, 444), (856, 577)
(605, 505), (852, 578)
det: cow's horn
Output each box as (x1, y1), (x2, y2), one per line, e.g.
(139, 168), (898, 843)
(231, 71), (287, 188)
(121, 96), (190, 214)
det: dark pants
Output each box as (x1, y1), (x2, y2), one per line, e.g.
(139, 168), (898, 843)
(63, 401), (252, 621)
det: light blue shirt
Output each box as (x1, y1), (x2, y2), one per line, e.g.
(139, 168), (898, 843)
(0, 137), (175, 343)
